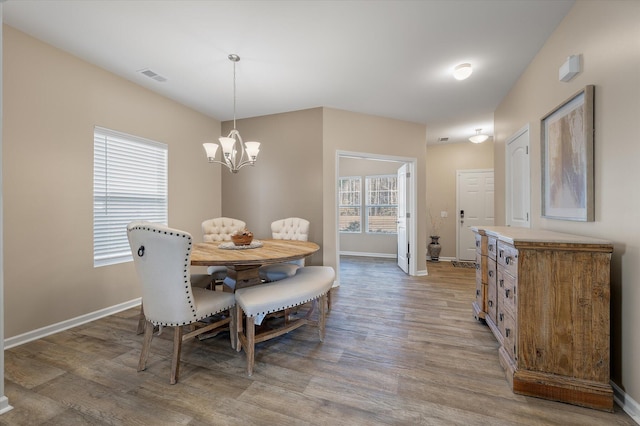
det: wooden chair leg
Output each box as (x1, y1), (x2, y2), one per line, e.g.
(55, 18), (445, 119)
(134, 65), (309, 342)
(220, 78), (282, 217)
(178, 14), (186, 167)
(319, 294), (327, 341)
(138, 320), (154, 372)
(229, 307), (238, 350)
(170, 326), (184, 385)
(136, 303), (146, 335)
(236, 305), (243, 352)
(245, 316), (255, 376)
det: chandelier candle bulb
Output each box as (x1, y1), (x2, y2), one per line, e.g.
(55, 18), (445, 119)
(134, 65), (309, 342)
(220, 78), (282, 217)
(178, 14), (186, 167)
(219, 137), (237, 159)
(244, 141), (261, 162)
(203, 142), (219, 161)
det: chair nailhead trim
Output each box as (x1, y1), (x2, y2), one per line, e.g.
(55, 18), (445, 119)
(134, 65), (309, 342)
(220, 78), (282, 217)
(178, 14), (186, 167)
(149, 303), (235, 326)
(241, 291), (328, 318)
(130, 223), (201, 321)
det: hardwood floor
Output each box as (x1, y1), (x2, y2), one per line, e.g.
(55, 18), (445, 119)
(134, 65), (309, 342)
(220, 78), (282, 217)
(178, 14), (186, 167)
(2, 257), (635, 425)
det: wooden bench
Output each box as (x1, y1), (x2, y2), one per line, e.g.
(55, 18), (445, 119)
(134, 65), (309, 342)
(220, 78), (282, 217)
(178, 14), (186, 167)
(234, 266), (335, 375)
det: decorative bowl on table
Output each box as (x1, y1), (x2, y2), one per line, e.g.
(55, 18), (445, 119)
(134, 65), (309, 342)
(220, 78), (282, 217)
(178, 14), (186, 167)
(231, 229), (253, 246)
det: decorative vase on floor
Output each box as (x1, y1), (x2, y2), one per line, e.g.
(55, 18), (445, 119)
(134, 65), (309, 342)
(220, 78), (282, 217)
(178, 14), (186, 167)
(428, 236), (441, 262)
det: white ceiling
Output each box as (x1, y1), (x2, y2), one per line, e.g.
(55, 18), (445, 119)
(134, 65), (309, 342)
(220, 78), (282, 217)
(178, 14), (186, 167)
(3, 0), (575, 145)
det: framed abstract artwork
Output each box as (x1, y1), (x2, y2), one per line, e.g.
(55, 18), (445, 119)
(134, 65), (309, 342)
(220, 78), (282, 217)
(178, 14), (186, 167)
(541, 85), (595, 221)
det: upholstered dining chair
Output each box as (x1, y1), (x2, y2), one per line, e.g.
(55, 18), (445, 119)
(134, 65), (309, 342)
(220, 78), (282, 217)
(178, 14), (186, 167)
(134, 216), (245, 333)
(136, 270), (214, 334)
(127, 221), (236, 384)
(202, 217), (246, 285)
(258, 217), (310, 282)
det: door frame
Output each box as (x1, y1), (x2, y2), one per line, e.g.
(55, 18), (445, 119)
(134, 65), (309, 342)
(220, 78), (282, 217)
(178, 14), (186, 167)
(505, 124), (531, 228)
(336, 150), (417, 276)
(396, 163), (409, 273)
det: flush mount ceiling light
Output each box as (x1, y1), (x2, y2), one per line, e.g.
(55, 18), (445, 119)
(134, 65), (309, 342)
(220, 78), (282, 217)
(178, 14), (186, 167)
(453, 63), (473, 80)
(469, 128), (489, 144)
(203, 54), (260, 173)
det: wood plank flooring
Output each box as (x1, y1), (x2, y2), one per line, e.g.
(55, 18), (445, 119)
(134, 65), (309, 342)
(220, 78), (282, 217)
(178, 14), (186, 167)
(2, 257), (635, 425)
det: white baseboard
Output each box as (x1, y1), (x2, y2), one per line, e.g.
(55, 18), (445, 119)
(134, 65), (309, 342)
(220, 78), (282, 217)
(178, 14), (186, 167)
(613, 381), (640, 424)
(0, 397), (12, 415)
(339, 251), (396, 258)
(4, 298), (141, 349)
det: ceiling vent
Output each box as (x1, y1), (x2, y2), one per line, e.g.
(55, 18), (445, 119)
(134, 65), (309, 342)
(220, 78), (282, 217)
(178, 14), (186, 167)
(138, 68), (167, 82)
(438, 137), (449, 142)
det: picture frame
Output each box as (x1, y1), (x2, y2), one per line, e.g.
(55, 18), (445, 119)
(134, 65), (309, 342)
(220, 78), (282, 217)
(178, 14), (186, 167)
(541, 85), (595, 221)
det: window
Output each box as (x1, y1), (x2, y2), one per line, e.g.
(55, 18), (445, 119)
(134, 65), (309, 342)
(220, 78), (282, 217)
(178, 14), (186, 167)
(339, 174), (398, 234)
(338, 177), (361, 232)
(93, 127), (168, 267)
(366, 175), (397, 234)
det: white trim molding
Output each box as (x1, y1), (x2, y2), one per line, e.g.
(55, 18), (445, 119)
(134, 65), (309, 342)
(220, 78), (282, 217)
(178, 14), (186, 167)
(4, 298), (141, 349)
(0, 2), (12, 415)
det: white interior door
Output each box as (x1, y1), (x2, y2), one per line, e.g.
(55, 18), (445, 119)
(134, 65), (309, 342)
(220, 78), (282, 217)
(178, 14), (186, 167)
(396, 164), (408, 273)
(506, 126), (531, 228)
(457, 169), (494, 261)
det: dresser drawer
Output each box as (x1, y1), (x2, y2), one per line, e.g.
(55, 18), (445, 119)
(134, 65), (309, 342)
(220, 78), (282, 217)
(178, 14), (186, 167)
(487, 260), (497, 323)
(488, 236), (497, 260)
(498, 269), (517, 318)
(475, 233), (487, 256)
(475, 252), (486, 284)
(499, 310), (517, 362)
(497, 243), (518, 277)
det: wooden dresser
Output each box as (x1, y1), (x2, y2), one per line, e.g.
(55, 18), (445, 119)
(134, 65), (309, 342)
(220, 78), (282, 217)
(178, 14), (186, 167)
(471, 226), (613, 411)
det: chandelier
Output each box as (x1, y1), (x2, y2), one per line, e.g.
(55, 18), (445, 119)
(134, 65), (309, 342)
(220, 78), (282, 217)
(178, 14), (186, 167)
(203, 54), (260, 173)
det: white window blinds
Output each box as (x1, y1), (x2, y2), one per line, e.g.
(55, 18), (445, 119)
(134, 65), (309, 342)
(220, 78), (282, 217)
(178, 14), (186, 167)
(93, 126), (168, 267)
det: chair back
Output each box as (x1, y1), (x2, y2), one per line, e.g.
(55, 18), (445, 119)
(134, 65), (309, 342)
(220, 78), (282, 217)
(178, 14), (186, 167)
(271, 217), (310, 241)
(202, 217), (246, 242)
(127, 221), (198, 326)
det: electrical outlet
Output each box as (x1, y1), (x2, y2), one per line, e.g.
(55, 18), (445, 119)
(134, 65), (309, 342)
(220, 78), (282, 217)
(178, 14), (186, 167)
(441, 211), (448, 218)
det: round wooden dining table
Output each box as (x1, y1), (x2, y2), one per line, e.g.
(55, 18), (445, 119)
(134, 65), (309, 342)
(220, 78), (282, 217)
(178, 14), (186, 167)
(191, 239), (320, 290)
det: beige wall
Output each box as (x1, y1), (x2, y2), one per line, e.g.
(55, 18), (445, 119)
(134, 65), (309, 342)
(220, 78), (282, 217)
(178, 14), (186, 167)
(494, 1), (640, 402)
(2, 25), (221, 338)
(220, 108), (324, 264)
(339, 156), (402, 256)
(425, 141), (494, 259)
(221, 107), (427, 276)
(323, 108), (428, 275)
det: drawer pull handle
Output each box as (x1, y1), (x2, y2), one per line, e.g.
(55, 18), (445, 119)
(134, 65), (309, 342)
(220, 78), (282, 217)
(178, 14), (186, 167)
(476, 289), (480, 296)
(488, 244), (494, 251)
(505, 289), (511, 298)
(499, 279), (504, 288)
(505, 328), (511, 337)
(488, 300), (493, 307)
(476, 263), (480, 270)
(499, 249), (504, 258)
(476, 240), (480, 248)
(488, 270), (494, 278)
(499, 313), (504, 322)
(506, 256), (512, 265)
